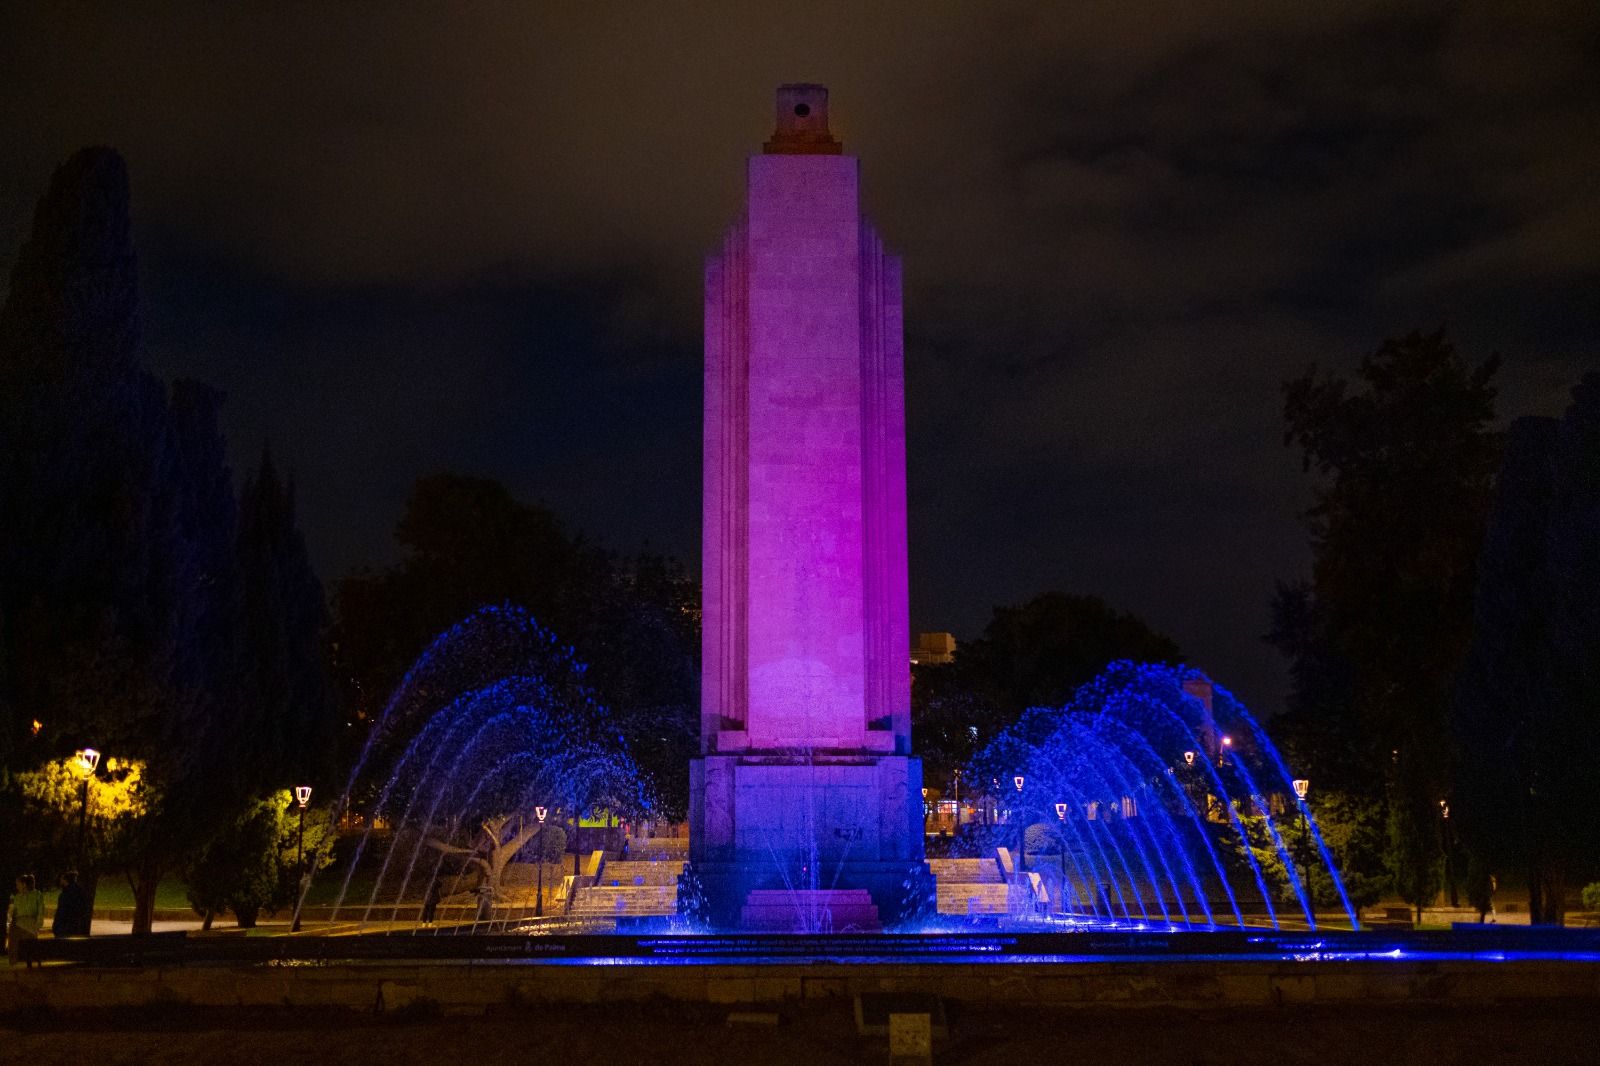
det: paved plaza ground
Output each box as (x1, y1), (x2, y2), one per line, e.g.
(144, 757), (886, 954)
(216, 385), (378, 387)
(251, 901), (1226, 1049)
(1, 998), (1593, 1066)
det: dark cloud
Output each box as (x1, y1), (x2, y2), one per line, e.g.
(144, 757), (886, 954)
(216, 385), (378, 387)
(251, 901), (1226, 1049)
(2, 1), (1597, 711)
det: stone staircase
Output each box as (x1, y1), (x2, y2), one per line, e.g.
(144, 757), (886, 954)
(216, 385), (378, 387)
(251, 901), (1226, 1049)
(739, 889), (882, 932)
(927, 857), (1003, 883)
(568, 856), (685, 917)
(929, 855), (1019, 916)
(624, 836), (689, 861)
(598, 860), (683, 885)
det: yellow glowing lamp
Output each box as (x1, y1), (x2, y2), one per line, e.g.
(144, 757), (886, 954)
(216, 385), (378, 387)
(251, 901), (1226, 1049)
(73, 748), (100, 778)
(294, 785), (313, 808)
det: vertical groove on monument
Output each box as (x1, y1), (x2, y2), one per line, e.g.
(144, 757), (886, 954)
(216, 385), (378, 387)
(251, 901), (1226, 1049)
(702, 218), (750, 738)
(685, 86), (931, 930)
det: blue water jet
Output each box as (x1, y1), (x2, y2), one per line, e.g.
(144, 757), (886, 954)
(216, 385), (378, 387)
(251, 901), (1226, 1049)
(972, 661), (1359, 932)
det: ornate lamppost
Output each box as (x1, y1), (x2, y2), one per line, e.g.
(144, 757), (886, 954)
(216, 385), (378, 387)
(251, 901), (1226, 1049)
(72, 748), (100, 868)
(1292, 778), (1311, 896)
(534, 806), (548, 917)
(1013, 775), (1026, 873)
(952, 769), (961, 831)
(1055, 802), (1069, 913)
(291, 785), (312, 932)
(1440, 798), (1455, 908)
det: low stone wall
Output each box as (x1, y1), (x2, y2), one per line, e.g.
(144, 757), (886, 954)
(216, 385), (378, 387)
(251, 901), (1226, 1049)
(3, 959), (1597, 1015)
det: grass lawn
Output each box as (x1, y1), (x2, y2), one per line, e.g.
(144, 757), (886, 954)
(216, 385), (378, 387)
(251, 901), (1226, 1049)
(83, 876), (191, 912)
(82, 873), (389, 911)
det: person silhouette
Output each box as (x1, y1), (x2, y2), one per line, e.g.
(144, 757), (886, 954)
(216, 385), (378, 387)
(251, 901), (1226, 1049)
(421, 879), (441, 926)
(52, 871), (90, 938)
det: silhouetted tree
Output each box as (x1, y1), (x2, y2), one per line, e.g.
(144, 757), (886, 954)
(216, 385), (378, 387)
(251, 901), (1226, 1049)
(570, 552), (698, 817)
(332, 475), (698, 816)
(332, 474), (592, 729)
(913, 592), (1182, 787)
(236, 450), (336, 792)
(0, 149), (310, 933)
(1269, 330), (1500, 905)
(1452, 376), (1600, 924)
(0, 148), (175, 784)
(0, 149), (240, 930)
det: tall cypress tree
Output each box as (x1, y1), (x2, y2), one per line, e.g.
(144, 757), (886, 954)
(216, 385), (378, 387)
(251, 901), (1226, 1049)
(0, 147), (176, 776)
(0, 148), (242, 928)
(237, 449), (335, 792)
(165, 380), (240, 771)
(1453, 376), (1600, 923)
(1270, 331), (1501, 911)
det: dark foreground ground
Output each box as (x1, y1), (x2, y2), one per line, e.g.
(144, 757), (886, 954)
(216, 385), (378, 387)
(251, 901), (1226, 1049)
(1, 998), (1592, 1066)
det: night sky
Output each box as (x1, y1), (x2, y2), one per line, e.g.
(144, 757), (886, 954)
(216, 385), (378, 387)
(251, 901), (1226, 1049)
(3, 4), (1596, 713)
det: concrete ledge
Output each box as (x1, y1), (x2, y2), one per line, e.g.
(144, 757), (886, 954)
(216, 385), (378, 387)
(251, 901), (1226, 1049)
(4, 959), (1597, 1016)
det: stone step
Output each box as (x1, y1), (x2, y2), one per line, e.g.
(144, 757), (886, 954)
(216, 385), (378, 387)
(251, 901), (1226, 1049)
(935, 882), (1016, 915)
(622, 837), (690, 860)
(596, 860), (685, 886)
(739, 889), (881, 932)
(926, 857), (1003, 883)
(570, 884), (679, 917)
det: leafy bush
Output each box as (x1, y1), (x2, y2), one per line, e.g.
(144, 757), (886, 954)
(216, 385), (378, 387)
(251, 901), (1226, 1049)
(184, 791), (336, 927)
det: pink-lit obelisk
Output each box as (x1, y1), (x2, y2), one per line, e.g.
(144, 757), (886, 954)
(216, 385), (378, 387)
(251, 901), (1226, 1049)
(688, 85), (927, 928)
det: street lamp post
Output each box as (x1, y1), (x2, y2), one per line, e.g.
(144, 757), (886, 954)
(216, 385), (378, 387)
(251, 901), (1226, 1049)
(1055, 802), (1069, 913)
(292, 785), (312, 932)
(535, 806), (548, 917)
(1292, 778), (1310, 897)
(1013, 775), (1026, 873)
(72, 748), (100, 869)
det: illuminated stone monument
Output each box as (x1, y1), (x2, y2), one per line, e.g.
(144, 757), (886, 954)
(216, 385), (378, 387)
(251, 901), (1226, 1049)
(688, 85), (928, 929)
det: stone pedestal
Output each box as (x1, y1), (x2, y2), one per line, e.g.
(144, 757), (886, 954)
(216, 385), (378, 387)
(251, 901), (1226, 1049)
(686, 752), (931, 927)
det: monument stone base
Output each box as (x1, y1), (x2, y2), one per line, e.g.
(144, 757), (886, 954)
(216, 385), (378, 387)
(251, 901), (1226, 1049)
(684, 753), (933, 929)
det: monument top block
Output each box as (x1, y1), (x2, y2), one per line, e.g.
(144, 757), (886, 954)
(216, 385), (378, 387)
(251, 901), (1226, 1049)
(764, 84), (842, 155)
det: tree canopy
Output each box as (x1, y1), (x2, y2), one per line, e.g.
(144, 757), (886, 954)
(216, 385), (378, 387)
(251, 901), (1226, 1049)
(332, 474), (698, 816)
(1451, 375), (1600, 923)
(913, 591), (1182, 786)
(0, 148), (335, 931)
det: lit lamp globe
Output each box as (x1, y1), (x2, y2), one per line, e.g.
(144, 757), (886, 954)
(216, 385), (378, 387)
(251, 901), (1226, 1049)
(535, 806), (547, 824)
(1183, 751), (1195, 767)
(1292, 779), (1310, 802)
(294, 785), (313, 809)
(1013, 775), (1025, 792)
(73, 748), (100, 778)
(1054, 802), (1067, 821)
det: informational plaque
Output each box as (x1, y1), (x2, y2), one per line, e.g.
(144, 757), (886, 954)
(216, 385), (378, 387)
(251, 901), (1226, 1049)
(888, 1012), (932, 1065)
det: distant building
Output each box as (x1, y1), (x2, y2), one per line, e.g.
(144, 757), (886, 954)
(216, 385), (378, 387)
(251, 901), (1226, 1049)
(911, 632), (956, 666)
